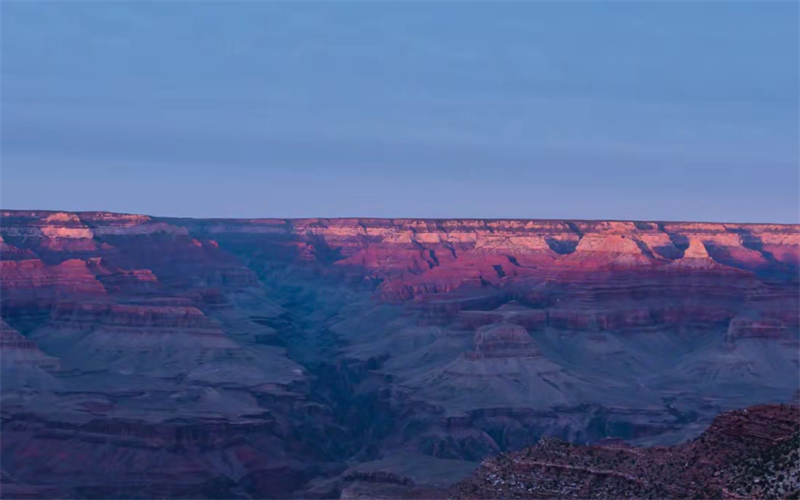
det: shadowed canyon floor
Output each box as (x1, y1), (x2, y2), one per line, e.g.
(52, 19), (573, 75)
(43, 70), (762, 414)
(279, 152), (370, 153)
(1, 211), (798, 498)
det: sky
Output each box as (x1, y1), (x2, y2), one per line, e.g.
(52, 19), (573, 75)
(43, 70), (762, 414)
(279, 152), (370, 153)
(1, 2), (798, 223)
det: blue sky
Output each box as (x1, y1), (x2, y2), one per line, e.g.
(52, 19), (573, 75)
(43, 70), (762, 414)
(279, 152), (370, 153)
(2, 2), (798, 222)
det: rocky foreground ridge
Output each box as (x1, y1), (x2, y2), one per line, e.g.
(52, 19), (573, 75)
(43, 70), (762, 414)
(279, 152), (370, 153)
(452, 404), (800, 500)
(1, 211), (798, 499)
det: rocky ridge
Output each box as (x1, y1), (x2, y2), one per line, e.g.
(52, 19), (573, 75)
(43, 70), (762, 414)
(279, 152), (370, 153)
(451, 404), (800, 500)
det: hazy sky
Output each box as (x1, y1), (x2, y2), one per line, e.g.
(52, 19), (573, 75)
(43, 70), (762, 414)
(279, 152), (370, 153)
(2, 2), (798, 222)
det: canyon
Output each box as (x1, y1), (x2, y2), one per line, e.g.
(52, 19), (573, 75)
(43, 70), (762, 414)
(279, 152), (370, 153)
(1, 211), (798, 499)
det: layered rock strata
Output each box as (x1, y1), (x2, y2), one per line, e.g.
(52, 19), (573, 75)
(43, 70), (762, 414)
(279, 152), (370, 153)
(1, 211), (797, 499)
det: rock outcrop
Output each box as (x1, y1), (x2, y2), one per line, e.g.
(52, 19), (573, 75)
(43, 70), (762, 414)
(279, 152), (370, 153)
(452, 404), (800, 500)
(472, 323), (540, 359)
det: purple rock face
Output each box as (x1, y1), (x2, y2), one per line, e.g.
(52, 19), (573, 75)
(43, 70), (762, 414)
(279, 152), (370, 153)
(1, 211), (798, 499)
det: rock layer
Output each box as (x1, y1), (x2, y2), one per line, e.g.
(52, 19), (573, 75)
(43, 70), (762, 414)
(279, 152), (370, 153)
(1, 211), (798, 499)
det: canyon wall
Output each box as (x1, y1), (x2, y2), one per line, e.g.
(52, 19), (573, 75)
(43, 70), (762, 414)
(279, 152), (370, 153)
(1, 211), (798, 498)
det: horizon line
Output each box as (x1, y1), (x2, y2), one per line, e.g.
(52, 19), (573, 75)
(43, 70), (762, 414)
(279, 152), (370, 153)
(1, 208), (798, 227)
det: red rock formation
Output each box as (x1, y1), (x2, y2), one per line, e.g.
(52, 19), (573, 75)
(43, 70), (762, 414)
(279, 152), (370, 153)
(0, 259), (106, 295)
(0, 235), (37, 261)
(0, 211), (798, 499)
(558, 234), (657, 269)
